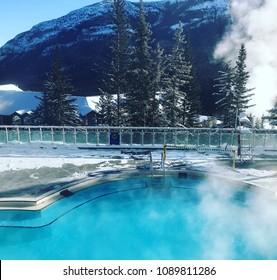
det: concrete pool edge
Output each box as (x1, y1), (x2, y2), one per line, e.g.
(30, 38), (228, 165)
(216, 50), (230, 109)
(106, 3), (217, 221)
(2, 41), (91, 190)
(0, 168), (275, 211)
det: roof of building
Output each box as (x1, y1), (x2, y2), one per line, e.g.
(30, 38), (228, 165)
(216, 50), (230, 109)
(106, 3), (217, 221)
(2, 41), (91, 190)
(0, 84), (99, 116)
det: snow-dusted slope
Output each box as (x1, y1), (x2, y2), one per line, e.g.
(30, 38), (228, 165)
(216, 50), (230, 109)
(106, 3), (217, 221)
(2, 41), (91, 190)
(0, 1), (113, 56)
(0, 0), (229, 96)
(0, 0), (229, 57)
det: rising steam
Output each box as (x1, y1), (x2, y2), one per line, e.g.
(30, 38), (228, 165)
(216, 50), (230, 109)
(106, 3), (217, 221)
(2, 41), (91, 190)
(214, 0), (277, 118)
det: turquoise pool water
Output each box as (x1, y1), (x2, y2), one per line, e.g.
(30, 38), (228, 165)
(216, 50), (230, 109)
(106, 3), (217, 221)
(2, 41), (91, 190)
(1, 176), (277, 260)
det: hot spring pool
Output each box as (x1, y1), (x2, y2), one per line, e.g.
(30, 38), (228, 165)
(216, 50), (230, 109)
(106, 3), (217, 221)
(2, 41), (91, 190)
(1, 175), (277, 260)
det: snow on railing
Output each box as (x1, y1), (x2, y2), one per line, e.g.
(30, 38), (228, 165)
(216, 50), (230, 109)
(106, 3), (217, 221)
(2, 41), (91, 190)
(0, 125), (277, 148)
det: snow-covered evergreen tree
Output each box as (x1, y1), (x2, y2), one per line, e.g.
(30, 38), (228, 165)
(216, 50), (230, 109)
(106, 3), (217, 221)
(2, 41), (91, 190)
(213, 61), (236, 127)
(268, 101), (277, 127)
(233, 43), (255, 127)
(125, 0), (153, 126)
(110, 0), (130, 125)
(33, 91), (51, 125)
(34, 55), (82, 126)
(213, 44), (254, 128)
(148, 43), (165, 126)
(162, 22), (192, 127)
(180, 33), (201, 127)
(97, 87), (117, 126)
(97, 0), (130, 126)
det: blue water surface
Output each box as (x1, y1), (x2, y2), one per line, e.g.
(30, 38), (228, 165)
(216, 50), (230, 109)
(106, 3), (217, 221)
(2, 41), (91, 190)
(1, 176), (277, 260)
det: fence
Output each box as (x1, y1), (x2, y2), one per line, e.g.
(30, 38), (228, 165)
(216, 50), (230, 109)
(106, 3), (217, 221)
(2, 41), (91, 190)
(1, 126), (277, 149)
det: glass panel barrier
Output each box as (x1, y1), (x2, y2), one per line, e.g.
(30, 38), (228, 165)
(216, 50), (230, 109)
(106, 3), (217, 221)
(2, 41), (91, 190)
(30, 129), (41, 142)
(19, 128), (30, 143)
(64, 130), (75, 144)
(143, 132), (153, 145)
(53, 129), (64, 143)
(98, 129), (109, 145)
(7, 128), (18, 142)
(210, 132), (220, 147)
(154, 132), (164, 145)
(187, 131), (198, 146)
(132, 131), (142, 145)
(76, 129), (87, 144)
(120, 130), (131, 145)
(42, 128), (52, 142)
(165, 132), (175, 145)
(0, 128), (7, 143)
(199, 133), (209, 146)
(176, 132), (187, 145)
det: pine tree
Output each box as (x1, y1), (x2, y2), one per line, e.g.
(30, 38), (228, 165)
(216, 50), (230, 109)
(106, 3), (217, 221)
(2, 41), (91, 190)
(34, 55), (82, 126)
(148, 43), (165, 126)
(213, 44), (254, 128)
(233, 43), (255, 127)
(97, 0), (130, 126)
(180, 33), (201, 127)
(97, 87), (117, 126)
(125, 0), (153, 126)
(213, 61), (236, 127)
(268, 101), (277, 127)
(162, 22), (192, 127)
(33, 93), (51, 125)
(110, 0), (130, 125)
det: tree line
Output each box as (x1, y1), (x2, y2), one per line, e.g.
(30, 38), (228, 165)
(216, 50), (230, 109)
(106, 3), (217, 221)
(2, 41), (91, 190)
(33, 0), (277, 128)
(97, 0), (201, 127)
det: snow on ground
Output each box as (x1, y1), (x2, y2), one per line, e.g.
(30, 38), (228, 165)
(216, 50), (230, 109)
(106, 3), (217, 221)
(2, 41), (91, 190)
(0, 143), (277, 198)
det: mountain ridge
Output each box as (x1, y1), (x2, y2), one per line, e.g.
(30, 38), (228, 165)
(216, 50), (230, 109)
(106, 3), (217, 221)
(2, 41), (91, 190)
(0, 0), (230, 114)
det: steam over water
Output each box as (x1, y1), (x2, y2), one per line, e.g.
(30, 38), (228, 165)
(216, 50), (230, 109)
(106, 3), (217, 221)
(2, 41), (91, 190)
(0, 176), (277, 259)
(214, 0), (277, 117)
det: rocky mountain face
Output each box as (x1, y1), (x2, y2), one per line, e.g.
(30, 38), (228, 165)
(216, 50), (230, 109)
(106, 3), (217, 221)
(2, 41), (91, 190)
(0, 0), (230, 114)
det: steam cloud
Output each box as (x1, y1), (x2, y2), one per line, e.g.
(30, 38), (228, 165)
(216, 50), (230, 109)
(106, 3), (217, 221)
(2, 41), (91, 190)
(197, 174), (277, 259)
(214, 0), (277, 118)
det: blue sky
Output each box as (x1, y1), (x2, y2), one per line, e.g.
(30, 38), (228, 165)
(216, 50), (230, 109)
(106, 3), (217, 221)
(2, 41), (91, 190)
(0, 0), (101, 47)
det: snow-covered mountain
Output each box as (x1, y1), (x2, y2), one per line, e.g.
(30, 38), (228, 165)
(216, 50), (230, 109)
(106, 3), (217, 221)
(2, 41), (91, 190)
(0, 0), (230, 112)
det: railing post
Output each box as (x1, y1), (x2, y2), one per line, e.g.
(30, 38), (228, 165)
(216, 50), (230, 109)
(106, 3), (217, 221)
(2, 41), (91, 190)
(85, 127), (88, 144)
(17, 127), (20, 142)
(51, 127), (54, 143)
(96, 127), (99, 146)
(130, 128), (133, 146)
(40, 127), (43, 142)
(74, 127), (77, 144)
(28, 127), (31, 143)
(5, 127), (8, 143)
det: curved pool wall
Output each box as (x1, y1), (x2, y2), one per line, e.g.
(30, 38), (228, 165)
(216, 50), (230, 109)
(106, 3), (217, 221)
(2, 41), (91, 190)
(1, 171), (277, 260)
(0, 169), (274, 228)
(0, 169), (274, 212)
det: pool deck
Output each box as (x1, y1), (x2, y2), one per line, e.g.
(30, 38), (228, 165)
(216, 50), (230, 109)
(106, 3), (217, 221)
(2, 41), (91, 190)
(0, 145), (277, 210)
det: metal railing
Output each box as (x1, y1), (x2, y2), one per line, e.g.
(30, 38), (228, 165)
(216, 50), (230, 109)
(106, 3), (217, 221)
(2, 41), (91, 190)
(0, 125), (277, 148)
